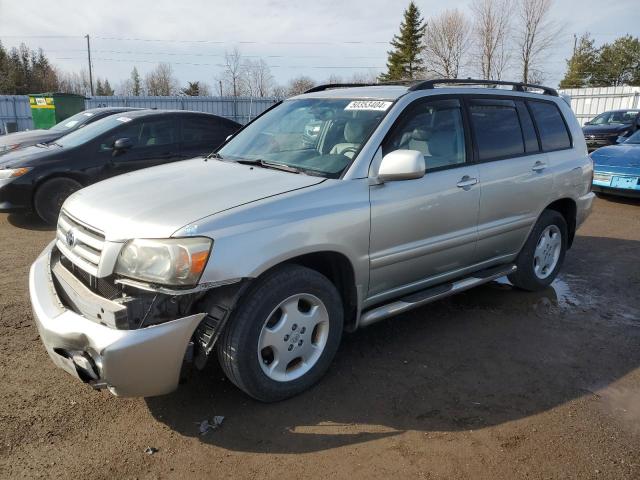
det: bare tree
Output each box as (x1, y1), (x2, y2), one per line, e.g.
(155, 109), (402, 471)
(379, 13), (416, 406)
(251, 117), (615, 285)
(271, 84), (287, 98)
(514, 0), (561, 84)
(56, 68), (92, 95)
(349, 70), (380, 84)
(423, 9), (472, 78)
(242, 59), (274, 97)
(286, 76), (316, 97)
(218, 47), (245, 97)
(471, 0), (512, 80)
(144, 63), (179, 96)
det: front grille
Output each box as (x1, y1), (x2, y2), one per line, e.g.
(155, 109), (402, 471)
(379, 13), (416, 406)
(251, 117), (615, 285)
(56, 211), (105, 276)
(59, 253), (122, 300)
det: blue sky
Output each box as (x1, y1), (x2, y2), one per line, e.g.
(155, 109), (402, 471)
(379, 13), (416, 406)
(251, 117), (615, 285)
(0, 0), (638, 90)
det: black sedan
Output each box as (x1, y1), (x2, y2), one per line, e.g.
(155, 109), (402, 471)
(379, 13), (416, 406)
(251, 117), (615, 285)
(583, 109), (640, 151)
(0, 107), (141, 156)
(0, 110), (240, 224)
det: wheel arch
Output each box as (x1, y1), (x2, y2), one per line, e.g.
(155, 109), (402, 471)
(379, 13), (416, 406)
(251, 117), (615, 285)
(277, 251), (359, 332)
(544, 198), (577, 248)
(31, 172), (88, 210)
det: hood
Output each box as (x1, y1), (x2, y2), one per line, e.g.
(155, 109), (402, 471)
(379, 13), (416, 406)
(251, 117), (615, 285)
(64, 158), (326, 241)
(582, 124), (632, 135)
(0, 143), (64, 168)
(0, 130), (61, 153)
(591, 144), (640, 170)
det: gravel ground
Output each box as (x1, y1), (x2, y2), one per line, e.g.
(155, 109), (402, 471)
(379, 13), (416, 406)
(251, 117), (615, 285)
(0, 195), (639, 479)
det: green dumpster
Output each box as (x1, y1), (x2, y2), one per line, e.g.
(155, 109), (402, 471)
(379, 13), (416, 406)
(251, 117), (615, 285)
(28, 93), (86, 130)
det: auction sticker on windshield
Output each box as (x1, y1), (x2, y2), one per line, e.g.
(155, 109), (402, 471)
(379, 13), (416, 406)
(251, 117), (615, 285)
(345, 101), (393, 111)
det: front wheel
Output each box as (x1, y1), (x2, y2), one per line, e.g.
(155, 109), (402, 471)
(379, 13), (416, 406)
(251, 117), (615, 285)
(217, 264), (343, 402)
(508, 209), (568, 291)
(34, 177), (82, 225)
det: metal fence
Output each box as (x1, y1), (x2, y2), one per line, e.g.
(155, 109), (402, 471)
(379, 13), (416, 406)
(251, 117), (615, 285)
(86, 95), (280, 125)
(0, 95), (280, 135)
(0, 96), (33, 134)
(558, 86), (640, 123)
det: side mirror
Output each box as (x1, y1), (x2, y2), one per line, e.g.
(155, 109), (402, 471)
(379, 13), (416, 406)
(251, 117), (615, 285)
(377, 150), (425, 182)
(113, 137), (133, 151)
(616, 136), (627, 144)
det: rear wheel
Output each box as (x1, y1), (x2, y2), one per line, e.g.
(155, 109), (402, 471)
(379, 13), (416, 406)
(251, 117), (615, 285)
(217, 264), (343, 402)
(34, 177), (82, 225)
(508, 209), (567, 291)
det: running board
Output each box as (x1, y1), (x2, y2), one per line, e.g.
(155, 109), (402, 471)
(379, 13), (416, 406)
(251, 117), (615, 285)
(359, 264), (517, 327)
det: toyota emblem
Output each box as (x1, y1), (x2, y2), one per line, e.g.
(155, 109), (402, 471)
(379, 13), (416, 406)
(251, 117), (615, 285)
(66, 229), (77, 248)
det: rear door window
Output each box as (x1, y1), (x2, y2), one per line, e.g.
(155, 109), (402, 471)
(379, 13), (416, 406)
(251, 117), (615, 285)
(528, 101), (572, 151)
(181, 116), (232, 150)
(469, 99), (525, 161)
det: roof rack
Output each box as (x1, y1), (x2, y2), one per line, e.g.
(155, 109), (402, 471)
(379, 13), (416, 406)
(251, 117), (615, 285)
(304, 83), (379, 94)
(408, 78), (558, 96)
(303, 80), (417, 94)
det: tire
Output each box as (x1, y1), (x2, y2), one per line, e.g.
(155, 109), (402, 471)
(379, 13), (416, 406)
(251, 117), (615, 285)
(508, 209), (568, 291)
(34, 177), (82, 225)
(217, 264), (344, 402)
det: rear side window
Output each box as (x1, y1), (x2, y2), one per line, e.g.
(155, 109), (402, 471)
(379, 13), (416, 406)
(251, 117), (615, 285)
(469, 100), (524, 161)
(182, 116), (232, 149)
(528, 101), (571, 151)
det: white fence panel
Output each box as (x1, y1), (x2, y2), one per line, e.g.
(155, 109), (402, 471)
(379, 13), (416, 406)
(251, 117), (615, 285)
(559, 86), (640, 123)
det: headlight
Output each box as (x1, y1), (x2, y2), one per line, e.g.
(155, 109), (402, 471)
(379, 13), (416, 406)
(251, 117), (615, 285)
(115, 237), (212, 286)
(0, 167), (30, 179)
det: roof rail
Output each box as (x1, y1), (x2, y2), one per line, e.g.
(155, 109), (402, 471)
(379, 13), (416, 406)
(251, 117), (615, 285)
(304, 83), (378, 94)
(303, 80), (417, 94)
(408, 78), (558, 96)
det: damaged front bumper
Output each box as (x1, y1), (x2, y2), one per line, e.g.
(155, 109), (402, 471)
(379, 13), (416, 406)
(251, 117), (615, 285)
(29, 241), (206, 397)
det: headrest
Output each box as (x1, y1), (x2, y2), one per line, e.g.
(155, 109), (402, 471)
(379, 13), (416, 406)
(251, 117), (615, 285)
(411, 128), (429, 141)
(344, 121), (366, 143)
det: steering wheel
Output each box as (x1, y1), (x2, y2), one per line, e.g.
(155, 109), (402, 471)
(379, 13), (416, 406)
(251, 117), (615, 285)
(340, 146), (359, 157)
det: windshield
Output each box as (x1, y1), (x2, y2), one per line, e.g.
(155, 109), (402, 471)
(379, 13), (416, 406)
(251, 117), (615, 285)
(588, 110), (639, 126)
(50, 111), (98, 132)
(218, 98), (392, 177)
(623, 130), (640, 144)
(55, 114), (136, 148)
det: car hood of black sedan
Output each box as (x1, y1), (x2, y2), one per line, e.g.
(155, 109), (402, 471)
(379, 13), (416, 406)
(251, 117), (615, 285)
(0, 129), (61, 150)
(0, 143), (65, 169)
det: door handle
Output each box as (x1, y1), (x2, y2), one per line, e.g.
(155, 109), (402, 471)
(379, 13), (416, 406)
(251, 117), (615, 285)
(532, 161), (547, 172)
(456, 176), (478, 188)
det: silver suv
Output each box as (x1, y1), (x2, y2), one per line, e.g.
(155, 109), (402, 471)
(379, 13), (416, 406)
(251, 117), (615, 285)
(29, 79), (594, 402)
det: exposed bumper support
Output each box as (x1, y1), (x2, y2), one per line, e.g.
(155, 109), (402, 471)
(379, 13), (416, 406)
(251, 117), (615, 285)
(29, 241), (205, 397)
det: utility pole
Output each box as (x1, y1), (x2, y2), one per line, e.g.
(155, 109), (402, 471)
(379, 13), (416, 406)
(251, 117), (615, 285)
(85, 34), (94, 96)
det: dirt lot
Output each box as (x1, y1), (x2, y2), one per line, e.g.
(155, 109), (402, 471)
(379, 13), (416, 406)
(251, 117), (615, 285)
(1, 195), (639, 479)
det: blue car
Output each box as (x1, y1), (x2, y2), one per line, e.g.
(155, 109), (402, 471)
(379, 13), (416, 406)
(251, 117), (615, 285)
(591, 130), (640, 197)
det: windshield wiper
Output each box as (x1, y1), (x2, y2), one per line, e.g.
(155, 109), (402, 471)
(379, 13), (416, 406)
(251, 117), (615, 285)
(205, 152), (224, 160)
(235, 158), (301, 174)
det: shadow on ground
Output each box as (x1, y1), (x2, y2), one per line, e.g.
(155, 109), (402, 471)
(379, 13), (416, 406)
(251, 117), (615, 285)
(7, 213), (55, 231)
(146, 236), (640, 453)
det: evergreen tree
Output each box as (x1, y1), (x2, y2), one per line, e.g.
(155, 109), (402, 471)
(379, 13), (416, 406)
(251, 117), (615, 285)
(95, 78), (104, 95)
(591, 35), (640, 87)
(181, 81), (201, 96)
(131, 67), (142, 96)
(102, 78), (114, 96)
(559, 33), (598, 88)
(379, 2), (426, 81)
